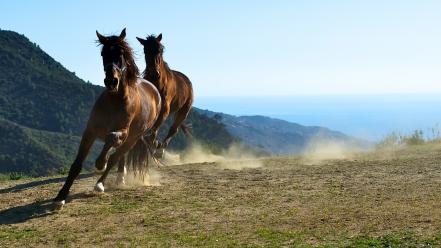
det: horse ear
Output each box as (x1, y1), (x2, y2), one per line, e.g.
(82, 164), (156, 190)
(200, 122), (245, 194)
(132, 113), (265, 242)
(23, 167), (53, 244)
(119, 28), (127, 40)
(136, 37), (146, 45)
(157, 33), (162, 42)
(96, 31), (108, 44)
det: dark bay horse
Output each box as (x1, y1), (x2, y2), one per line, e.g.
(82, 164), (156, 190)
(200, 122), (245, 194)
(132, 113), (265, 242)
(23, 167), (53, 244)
(53, 29), (161, 207)
(136, 34), (194, 158)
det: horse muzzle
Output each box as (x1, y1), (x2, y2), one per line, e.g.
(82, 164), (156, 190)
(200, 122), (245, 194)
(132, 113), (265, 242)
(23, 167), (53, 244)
(104, 77), (119, 93)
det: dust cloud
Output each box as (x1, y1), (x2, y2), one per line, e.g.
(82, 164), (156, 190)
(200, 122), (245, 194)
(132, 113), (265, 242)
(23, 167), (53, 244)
(301, 138), (365, 164)
(119, 142), (263, 188)
(120, 143), (263, 187)
(164, 143), (263, 170)
(124, 169), (162, 186)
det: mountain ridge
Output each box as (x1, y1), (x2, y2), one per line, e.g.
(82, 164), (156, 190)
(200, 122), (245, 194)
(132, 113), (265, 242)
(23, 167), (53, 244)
(198, 109), (369, 154)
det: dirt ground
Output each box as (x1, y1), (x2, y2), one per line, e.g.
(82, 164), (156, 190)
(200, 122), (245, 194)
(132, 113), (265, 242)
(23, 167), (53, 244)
(1, 144), (441, 247)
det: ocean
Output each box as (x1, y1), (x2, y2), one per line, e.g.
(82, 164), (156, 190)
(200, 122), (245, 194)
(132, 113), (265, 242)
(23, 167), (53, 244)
(194, 94), (441, 141)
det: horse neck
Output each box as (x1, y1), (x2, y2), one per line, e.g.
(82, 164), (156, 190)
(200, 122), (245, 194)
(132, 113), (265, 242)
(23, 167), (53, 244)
(158, 64), (171, 86)
(145, 56), (170, 87)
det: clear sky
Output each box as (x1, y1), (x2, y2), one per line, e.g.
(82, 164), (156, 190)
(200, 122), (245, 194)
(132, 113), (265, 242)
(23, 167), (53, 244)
(1, 1), (441, 96)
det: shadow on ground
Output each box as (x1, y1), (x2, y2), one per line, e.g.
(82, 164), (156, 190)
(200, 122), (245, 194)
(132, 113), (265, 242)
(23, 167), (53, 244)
(0, 173), (94, 194)
(0, 192), (91, 225)
(0, 173), (95, 225)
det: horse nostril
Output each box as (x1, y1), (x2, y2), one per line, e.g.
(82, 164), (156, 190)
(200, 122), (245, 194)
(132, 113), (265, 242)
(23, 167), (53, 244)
(113, 78), (119, 85)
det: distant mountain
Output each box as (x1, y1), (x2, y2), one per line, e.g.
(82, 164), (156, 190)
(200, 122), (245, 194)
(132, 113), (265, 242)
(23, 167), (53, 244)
(198, 110), (370, 155)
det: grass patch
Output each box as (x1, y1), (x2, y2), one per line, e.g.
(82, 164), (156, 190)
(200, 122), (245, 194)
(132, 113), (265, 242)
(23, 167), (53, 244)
(0, 173), (10, 182)
(0, 227), (42, 241)
(176, 233), (239, 247)
(0, 172), (32, 181)
(106, 198), (143, 214)
(256, 228), (304, 247)
(55, 231), (78, 246)
(322, 232), (441, 248)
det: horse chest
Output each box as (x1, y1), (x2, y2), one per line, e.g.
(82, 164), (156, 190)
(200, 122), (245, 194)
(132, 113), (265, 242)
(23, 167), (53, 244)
(92, 98), (133, 127)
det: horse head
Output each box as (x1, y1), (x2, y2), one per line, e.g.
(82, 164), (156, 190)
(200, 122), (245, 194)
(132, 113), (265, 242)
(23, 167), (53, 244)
(97, 28), (138, 93)
(136, 33), (164, 80)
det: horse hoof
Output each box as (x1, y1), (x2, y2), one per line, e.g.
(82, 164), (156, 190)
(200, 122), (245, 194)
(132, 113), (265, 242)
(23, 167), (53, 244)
(94, 182), (105, 192)
(53, 200), (65, 210)
(95, 163), (107, 175)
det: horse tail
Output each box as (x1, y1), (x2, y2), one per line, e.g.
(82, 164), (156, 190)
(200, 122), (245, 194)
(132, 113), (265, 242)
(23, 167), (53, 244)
(125, 137), (150, 180)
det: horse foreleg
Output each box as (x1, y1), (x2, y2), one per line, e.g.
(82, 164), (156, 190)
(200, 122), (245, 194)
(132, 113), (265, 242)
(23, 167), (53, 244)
(95, 130), (127, 173)
(54, 129), (96, 206)
(94, 137), (138, 192)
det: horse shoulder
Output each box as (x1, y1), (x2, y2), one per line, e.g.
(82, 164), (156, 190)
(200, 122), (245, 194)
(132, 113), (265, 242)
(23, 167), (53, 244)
(170, 70), (193, 102)
(137, 79), (161, 107)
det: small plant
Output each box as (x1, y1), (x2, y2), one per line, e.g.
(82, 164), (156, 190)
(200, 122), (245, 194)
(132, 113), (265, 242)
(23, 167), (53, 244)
(377, 132), (401, 148)
(9, 172), (24, 180)
(57, 166), (69, 175)
(402, 130), (425, 145)
(377, 129), (426, 147)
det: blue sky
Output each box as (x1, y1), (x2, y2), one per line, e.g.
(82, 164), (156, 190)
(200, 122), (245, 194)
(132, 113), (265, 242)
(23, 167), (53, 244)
(1, 1), (441, 96)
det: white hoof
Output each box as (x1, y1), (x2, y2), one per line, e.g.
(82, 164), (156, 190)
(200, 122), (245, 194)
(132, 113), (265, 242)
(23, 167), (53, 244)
(95, 163), (107, 174)
(94, 182), (105, 192)
(53, 200), (65, 210)
(116, 173), (126, 185)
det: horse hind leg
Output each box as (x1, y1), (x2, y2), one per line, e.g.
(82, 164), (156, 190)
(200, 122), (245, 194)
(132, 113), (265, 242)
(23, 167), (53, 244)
(116, 138), (150, 185)
(157, 103), (192, 158)
(95, 130), (127, 174)
(116, 155), (127, 185)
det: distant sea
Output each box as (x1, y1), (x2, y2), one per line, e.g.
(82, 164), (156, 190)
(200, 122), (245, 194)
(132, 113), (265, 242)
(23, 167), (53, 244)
(194, 94), (441, 141)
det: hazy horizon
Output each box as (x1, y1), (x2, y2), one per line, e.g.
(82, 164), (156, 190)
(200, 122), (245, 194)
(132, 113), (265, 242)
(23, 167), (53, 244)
(195, 94), (441, 141)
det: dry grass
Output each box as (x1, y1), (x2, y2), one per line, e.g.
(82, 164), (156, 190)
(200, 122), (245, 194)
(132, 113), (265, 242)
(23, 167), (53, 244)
(1, 144), (441, 247)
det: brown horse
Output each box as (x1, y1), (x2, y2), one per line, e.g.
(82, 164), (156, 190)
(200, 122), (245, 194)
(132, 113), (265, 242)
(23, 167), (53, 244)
(136, 34), (194, 158)
(53, 29), (161, 207)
